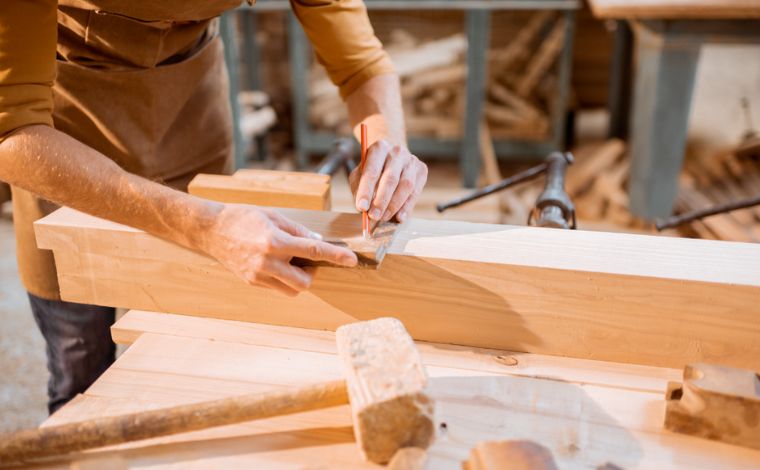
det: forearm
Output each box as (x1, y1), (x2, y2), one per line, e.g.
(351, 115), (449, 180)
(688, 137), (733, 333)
(346, 73), (406, 148)
(0, 125), (221, 252)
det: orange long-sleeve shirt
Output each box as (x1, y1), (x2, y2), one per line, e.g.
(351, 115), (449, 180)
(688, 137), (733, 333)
(0, 0), (394, 142)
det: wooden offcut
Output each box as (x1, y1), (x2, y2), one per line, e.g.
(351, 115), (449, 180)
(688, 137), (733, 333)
(665, 363), (760, 450)
(188, 169), (331, 210)
(336, 318), (434, 464)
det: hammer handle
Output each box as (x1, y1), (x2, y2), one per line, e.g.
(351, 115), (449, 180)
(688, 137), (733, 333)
(0, 380), (348, 465)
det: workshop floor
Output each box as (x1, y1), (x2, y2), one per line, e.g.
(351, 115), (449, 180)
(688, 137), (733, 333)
(0, 203), (47, 432)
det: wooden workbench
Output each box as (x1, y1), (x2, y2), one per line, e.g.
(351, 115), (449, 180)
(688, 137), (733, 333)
(33, 310), (760, 468)
(587, 0), (760, 219)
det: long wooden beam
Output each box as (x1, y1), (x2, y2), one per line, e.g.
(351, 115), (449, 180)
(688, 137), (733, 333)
(35, 207), (760, 370)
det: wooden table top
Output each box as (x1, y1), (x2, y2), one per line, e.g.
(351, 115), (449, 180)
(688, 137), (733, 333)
(587, 0), (760, 19)
(35, 311), (760, 469)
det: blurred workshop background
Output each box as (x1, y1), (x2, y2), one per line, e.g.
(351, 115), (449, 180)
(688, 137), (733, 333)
(1, 0), (759, 431)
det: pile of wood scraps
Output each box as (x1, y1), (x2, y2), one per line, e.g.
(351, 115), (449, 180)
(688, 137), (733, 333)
(238, 90), (277, 142)
(567, 138), (642, 231)
(674, 150), (760, 242)
(308, 12), (566, 141)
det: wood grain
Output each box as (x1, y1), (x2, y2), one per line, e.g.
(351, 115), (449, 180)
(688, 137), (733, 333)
(587, 0), (760, 19)
(35, 207), (760, 370)
(39, 331), (760, 469)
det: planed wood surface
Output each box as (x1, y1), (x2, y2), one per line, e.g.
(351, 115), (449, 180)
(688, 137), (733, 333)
(335, 318), (434, 463)
(34, 206), (760, 370)
(665, 363), (760, 450)
(587, 0), (760, 19)
(188, 170), (331, 210)
(111, 311), (682, 394)
(37, 327), (760, 469)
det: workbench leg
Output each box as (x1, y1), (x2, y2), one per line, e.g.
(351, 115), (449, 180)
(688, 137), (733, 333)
(241, 11), (270, 162)
(221, 12), (247, 170)
(628, 21), (700, 219)
(288, 13), (311, 169)
(607, 21), (633, 140)
(553, 10), (576, 150)
(461, 10), (491, 188)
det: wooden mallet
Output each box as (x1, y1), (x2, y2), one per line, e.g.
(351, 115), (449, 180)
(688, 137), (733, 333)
(0, 317), (434, 465)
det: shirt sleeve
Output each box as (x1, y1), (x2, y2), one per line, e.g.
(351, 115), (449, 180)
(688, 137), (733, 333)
(290, 0), (394, 99)
(0, 0), (57, 143)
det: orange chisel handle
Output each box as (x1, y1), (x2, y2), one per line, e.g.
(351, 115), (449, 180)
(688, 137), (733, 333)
(360, 123), (369, 238)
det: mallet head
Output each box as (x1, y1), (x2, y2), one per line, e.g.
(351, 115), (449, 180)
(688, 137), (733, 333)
(336, 317), (435, 464)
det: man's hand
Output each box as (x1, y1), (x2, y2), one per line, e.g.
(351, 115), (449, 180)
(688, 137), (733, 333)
(203, 204), (358, 296)
(349, 139), (428, 223)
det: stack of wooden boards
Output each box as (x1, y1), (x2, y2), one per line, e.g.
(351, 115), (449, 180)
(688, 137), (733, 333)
(35, 310), (760, 468)
(309, 11), (566, 141)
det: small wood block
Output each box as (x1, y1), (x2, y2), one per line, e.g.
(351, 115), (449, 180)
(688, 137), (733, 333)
(335, 317), (434, 464)
(188, 170), (331, 210)
(665, 363), (760, 450)
(463, 440), (558, 470)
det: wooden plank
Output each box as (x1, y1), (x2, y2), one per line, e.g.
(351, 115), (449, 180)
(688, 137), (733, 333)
(188, 170), (331, 211)
(43, 333), (760, 469)
(587, 0), (760, 19)
(111, 310), (681, 394)
(34, 206), (760, 370)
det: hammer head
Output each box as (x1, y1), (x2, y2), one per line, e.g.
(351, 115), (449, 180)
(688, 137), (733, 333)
(335, 317), (435, 464)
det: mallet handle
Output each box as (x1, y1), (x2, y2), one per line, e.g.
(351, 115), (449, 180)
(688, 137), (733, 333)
(0, 380), (348, 465)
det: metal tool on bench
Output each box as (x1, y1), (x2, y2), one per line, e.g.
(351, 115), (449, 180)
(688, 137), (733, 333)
(0, 318), (434, 466)
(655, 193), (760, 232)
(437, 151), (577, 229)
(312, 137), (356, 177)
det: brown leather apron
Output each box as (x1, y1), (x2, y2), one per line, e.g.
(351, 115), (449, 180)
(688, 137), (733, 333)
(13, 1), (243, 300)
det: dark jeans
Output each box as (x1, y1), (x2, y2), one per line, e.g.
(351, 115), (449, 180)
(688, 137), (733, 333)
(28, 293), (116, 414)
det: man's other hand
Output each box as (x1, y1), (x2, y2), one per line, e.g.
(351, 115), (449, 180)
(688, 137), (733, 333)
(349, 139), (427, 223)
